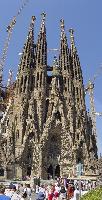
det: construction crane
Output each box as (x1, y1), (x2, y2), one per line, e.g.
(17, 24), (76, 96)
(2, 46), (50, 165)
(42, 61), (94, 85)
(0, 0), (30, 120)
(85, 65), (102, 138)
(0, 0), (30, 90)
(0, 69), (14, 120)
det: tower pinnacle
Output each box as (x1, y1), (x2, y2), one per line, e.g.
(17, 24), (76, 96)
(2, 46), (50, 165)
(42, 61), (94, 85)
(60, 19), (65, 31)
(36, 12), (47, 67)
(28, 16), (36, 39)
(41, 12), (46, 22)
(30, 16), (36, 28)
(17, 16), (35, 86)
(40, 12), (46, 32)
(69, 28), (76, 53)
(60, 19), (65, 40)
(31, 16), (36, 24)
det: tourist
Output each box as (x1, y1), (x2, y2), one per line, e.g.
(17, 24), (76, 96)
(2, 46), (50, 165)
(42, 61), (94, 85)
(59, 186), (66, 200)
(71, 187), (79, 200)
(5, 186), (13, 198)
(53, 190), (59, 200)
(63, 178), (67, 189)
(39, 185), (45, 194)
(36, 191), (45, 200)
(35, 185), (39, 194)
(45, 185), (49, 200)
(47, 187), (54, 200)
(24, 184), (31, 199)
(9, 185), (21, 200)
(18, 184), (24, 195)
(0, 185), (11, 200)
(54, 183), (60, 194)
(53, 184), (60, 200)
(67, 183), (74, 199)
(21, 192), (28, 200)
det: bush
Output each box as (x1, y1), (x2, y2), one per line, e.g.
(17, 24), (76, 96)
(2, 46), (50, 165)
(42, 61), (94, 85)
(81, 187), (102, 200)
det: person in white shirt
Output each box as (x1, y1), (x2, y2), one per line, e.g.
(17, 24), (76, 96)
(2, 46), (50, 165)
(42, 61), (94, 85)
(69, 188), (79, 200)
(39, 185), (45, 195)
(9, 185), (21, 200)
(24, 184), (31, 200)
(55, 183), (61, 194)
(5, 188), (12, 198)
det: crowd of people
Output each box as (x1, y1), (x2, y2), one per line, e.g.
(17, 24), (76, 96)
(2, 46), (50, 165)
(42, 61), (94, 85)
(0, 178), (97, 200)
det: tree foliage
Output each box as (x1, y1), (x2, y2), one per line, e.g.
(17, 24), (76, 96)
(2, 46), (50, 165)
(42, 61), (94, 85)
(81, 188), (102, 200)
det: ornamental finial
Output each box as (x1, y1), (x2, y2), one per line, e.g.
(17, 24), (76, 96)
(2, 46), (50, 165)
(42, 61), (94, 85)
(41, 12), (46, 23)
(69, 28), (74, 35)
(29, 16), (36, 36)
(40, 12), (46, 32)
(31, 16), (36, 24)
(60, 19), (65, 31)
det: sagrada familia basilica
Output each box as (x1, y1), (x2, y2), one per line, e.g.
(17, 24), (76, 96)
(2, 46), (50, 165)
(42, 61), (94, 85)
(0, 13), (98, 179)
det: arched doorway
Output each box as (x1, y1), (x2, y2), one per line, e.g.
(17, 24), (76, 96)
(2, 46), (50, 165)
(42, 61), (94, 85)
(0, 168), (4, 176)
(47, 165), (53, 179)
(47, 164), (60, 179)
(27, 166), (31, 176)
(42, 124), (62, 179)
(26, 147), (32, 177)
(55, 165), (60, 178)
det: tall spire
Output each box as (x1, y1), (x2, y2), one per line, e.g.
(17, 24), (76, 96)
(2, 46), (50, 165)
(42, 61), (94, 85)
(18, 16), (36, 73)
(60, 19), (69, 53)
(59, 20), (74, 104)
(69, 28), (82, 81)
(69, 28), (77, 54)
(60, 19), (65, 40)
(36, 12), (47, 67)
(59, 19), (70, 73)
(40, 12), (46, 33)
(28, 16), (36, 40)
(69, 28), (86, 111)
(16, 16), (36, 94)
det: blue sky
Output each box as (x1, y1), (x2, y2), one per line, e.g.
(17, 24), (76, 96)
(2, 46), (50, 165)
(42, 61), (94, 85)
(0, 0), (102, 154)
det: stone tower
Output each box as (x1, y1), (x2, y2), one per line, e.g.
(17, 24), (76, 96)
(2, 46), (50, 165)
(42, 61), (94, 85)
(0, 14), (98, 179)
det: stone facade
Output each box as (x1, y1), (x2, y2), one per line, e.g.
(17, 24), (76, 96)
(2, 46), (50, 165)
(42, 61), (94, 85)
(0, 14), (98, 180)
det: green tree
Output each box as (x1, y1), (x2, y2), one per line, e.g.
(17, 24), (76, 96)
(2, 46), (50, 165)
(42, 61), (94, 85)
(81, 188), (102, 200)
